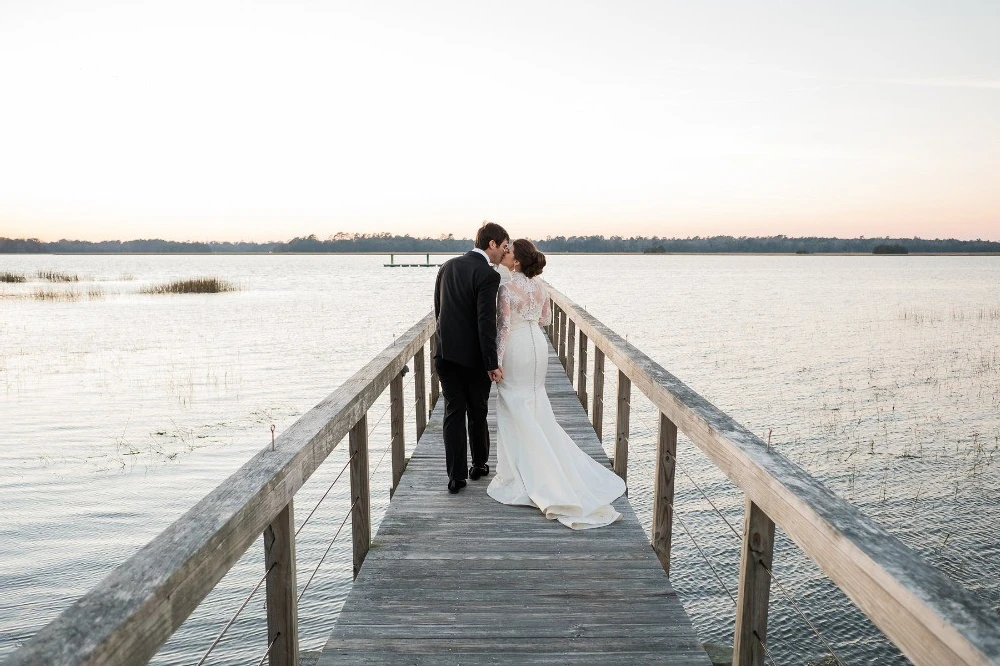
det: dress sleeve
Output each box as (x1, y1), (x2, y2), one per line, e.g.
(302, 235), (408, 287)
(497, 284), (511, 366)
(540, 285), (552, 327)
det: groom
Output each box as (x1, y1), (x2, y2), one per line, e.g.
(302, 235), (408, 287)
(433, 222), (509, 494)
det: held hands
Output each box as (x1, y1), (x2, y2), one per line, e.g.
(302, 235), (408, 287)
(488, 367), (504, 383)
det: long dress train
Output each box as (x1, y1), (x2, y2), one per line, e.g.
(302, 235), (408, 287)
(486, 271), (626, 529)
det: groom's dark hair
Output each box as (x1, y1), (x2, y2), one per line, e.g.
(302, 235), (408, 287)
(475, 221), (509, 251)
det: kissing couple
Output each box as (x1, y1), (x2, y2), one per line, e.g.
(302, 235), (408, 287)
(433, 222), (626, 529)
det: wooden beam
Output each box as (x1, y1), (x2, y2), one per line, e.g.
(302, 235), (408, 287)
(592, 347), (605, 442)
(429, 334), (439, 411)
(390, 371), (405, 495)
(577, 332), (588, 411)
(264, 502), (299, 666)
(544, 284), (1000, 666)
(349, 415), (371, 579)
(652, 412), (677, 576)
(566, 319), (576, 384)
(414, 346), (427, 439)
(614, 370), (631, 483)
(733, 500), (775, 666)
(558, 308), (568, 368)
(5, 313), (435, 666)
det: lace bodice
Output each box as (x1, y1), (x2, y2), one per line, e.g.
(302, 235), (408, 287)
(497, 272), (552, 365)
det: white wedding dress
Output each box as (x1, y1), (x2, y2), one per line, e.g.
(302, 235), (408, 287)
(486, 270), (626, 529)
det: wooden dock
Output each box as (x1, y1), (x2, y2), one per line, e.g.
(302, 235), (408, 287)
(320, 346), (710, 665)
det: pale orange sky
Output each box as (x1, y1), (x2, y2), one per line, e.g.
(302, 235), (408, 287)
(1, 1), (999, 242)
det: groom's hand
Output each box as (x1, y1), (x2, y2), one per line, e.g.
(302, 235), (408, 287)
(488, 367), (504, 382)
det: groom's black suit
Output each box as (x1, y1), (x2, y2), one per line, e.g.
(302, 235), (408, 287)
(433, 250), (501, 483)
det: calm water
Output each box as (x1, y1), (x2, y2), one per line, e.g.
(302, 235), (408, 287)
(1, 254), (998, 665)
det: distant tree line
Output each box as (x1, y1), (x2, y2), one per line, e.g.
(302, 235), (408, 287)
(2, 233), (998, 254)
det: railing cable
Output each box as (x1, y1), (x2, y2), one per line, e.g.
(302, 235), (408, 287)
(195, 561), (276, 666)
(295, 451), (356, 538)
(298, 497), (358, 602)
(255, 631), (281, 666)
(670, 502), (737, 606)
(758, 559), (846, 666)
(754, 630), (780, 666)
(663, 448), (742, 543)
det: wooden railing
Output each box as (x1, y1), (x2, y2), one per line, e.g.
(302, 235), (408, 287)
(546, 285), (1000, 666)
(6, 313), (439, 666)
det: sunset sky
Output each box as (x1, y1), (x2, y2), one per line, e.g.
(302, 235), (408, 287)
(1, 0), (998, 242)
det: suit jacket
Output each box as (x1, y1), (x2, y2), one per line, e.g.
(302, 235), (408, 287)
(434, 251), (501, 371)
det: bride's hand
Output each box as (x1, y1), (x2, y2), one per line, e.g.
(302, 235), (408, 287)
(488, 367), (504, 382)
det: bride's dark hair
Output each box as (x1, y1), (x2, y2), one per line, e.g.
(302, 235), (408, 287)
(512, 239), (546, 279)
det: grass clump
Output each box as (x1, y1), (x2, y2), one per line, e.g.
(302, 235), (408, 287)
(141, 277), (238, 294)
(1, 271), (27, 283)
(31, 288), (83, 301)
(37, 271), (80, 282)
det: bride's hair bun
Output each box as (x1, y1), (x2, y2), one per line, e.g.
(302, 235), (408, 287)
(513, 239), (546, 278)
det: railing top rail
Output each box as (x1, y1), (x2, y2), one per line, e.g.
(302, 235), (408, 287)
(7, 312), (437, 666)
(545, 284), (1000, 666)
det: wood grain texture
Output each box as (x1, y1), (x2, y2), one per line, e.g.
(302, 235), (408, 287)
(390, 372), (405, 494)
(614, 370), (631, 484)
(4, 313), (436, 666)
(567, 319), (576, 384)
(320, 345), (710, 665)
(732, 500), (774, 666)
(545, 284), (1000, 666)
(653, 412), (677, 577)
(349, 415), (371, 579)
(577, 332), (589, 411)
(592, 347), (604, 442)
(414, 346), (427, 439)
(264, 501), (299, 666)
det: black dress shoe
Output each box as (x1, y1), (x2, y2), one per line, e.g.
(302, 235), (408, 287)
(469, 464), (490, 480)
(448, 479), (467, 494)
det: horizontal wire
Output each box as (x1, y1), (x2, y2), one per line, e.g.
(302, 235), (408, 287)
(196, 561), (276, 666)
(255, 631), (281, 666)
(296, 451), (356, 538)
(670, 502), (737, 606)
(758, 559), (846, 666)
(367, 374), (413, 438)
(298, 497), (358, 603)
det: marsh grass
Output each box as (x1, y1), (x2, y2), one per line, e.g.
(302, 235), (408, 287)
(37, 270), (80, 282)
(31, 288), (83, 301)
(141, 277), (238, 294)
(1, 271), (27, 283)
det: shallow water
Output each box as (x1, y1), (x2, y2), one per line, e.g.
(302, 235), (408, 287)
(1, 254), (997, 665)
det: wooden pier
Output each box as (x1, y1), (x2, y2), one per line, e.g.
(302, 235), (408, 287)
(384, 253), (441, 267)
(320, 348), (709, 665)
(7, 284), (1000, 666)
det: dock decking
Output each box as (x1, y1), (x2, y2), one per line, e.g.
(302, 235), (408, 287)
(320, 345), (710, 665)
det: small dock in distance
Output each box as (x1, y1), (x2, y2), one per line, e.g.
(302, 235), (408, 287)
(384, 253), (441, 267)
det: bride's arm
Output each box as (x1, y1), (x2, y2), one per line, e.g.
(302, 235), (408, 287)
(497, 284), (511, 366)
(539, 286), (552, 327)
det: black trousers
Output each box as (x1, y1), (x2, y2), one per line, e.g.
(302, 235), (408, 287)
(435, 358), (492, 481)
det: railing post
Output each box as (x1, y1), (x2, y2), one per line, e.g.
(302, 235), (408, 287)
(429, 333), (440, 412)
(558, 308), (568, 368)
(592, 347), (605, 441)
(264, 501), (299, 666)
(614, 370), (630, 483)
(577, 332), (588, 411)
(566, 319), (576, 384)
(390, 370), (405, 496)
(349, 415), (371, 579)
(733, 499), (775, 666)
(552, 305), (561, 349)
(652, 412), (677, 576)
(414, 346), (427, 439)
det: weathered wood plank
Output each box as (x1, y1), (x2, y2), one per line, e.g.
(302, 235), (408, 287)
(546, 285), (1000, 666)
(733, 499), (774, 666)
(389, 371), (405, 494)
(264, 501), (299, 666)
(614, 369), (631, 483)
(414, 345), (427, 438)
(349, 415), (370, 579)
(577, 331), (588, 410)
(320, 344), (709, 665)
(652, 412), (677, 576)
(592, 347), (604, 442)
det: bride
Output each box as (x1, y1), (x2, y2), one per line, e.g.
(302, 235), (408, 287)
(487, 239), (626, 529)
